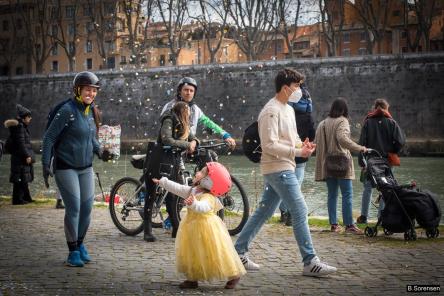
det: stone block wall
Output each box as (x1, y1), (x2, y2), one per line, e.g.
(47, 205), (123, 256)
(1, 53), (443, 154)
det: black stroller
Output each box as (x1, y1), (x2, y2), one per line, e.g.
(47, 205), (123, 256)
(361, 149), (441, 241)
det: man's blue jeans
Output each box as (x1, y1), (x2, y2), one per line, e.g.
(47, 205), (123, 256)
(234, 170), (316, 265)
(279, 162), (306, 213)
(326, 178), (353, 226)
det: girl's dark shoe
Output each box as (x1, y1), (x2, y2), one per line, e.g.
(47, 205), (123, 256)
(179, 280), (198, 289)
(225, 277), (240, 289)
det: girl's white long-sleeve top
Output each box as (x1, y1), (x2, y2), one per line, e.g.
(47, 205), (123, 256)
(158, 177), (214, 213)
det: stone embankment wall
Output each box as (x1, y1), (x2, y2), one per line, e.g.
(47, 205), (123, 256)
(1, 53), (443, 155)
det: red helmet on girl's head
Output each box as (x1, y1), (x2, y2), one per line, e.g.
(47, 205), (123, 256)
(199, 162), (232, 196)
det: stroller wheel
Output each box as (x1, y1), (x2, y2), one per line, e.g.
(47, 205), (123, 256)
(426, 228), (440, 239)
(404, 229), (417, 241)
(383, 228), (393, 236)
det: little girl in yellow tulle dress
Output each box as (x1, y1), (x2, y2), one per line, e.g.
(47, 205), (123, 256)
(152, 162), (246, 289)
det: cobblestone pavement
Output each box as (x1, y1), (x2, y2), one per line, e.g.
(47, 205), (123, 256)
(0, 205), (443, 296)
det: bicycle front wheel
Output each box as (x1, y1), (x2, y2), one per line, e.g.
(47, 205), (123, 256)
(219, 175), (249, 236)
(109, 177), (144, 236)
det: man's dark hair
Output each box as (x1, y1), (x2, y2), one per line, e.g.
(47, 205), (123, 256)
(374, 98), (389, 110)
(275, 68), (305, 92)
(329, 97), (349, 118)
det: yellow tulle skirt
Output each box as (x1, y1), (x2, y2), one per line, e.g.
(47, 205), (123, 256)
(175, 210), (246, 281)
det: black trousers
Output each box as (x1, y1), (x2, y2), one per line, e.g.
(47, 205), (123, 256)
(12, 181), (32, 204)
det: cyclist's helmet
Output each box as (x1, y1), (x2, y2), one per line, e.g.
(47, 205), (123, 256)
(177, 77), (197, 94)
(199, 162), (232, 196)
(73, 71), (100, 95)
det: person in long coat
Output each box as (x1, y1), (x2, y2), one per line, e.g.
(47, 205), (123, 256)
(4, 104), (35, 205)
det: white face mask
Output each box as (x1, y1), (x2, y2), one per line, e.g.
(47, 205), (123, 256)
(288, 87), (303, 103)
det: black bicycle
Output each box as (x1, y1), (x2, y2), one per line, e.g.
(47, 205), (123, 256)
(108, 141), (249, 237)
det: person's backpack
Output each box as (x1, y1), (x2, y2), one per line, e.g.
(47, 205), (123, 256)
(242, 121), (261, 163)
(46, 99), (76, 130)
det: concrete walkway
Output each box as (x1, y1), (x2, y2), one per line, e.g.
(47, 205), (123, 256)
(0, 204), (443, 295)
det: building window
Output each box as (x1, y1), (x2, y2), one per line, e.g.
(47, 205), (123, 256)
(342, 32), (350, 43)
(51, 43), (58, 56)
(50, 6), (59, 18)
(35, 44), (41, 57)
(392, 10), (400, 17)
(51, 25), (58, 37)
(3, 20), (8, 31)
(0, 39), (9, 52)
(66, 6), (75, 18)
(401, 31), (407, 39)
(16, 19), (22, 30)
(293, 41), (310, 50)
(160, 54), (165, 66)
(360, 31), (367, 42)
(86, 58), (93, 69)
(223, 47), (228, 55)
(106, 20), (114, 31)
(68, 41), (75, 54)
(402, 46), (408, 53)
(358, 48), (367, 55)
(83, 5), (92, 16)
(52, 61), (58, 72)
(342, 48), (351, 56)
(86, 40), (92, 53)
(86, 22), (94, 33)
(105, 41), (115, 52)
(68, 23), (75, 36)
(107, 57), (115, 69)
(418, 45), (422, 52)
(120, 56), (127, 64)
(15, 67), (24, 75)
(104, 2), (115, 14)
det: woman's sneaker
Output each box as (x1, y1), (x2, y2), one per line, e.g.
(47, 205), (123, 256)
(239, 254), (260, 270)
(330, 224), (343, 233)
(303, 256), (337, 277)
(78, 244), (91, 263)
(345, 224), (364, 235)
(66, 251), (84, 267)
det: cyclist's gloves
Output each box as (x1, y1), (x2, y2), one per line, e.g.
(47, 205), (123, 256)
(98, 149), (115, 162)
(42, 165), (52, 188)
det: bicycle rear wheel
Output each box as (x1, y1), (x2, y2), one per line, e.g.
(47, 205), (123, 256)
(109, 177), (144, 236)
(219, 175), (249, 236)
(166, 171), (190, 233)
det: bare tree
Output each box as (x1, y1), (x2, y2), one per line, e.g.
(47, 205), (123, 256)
(122, 0), (157, 66)
(156, 0), (189, 65)
(353, 0), (393, 54)
(318, 0), (345, 57)
(403, 0), (421, 52)
(189, 0), (229, 64)
(228, 0), (276, 61)
(86, 0), (119, 69)
(52, 0), (81, 72)
(0, 1), (21, 77)
(18, 0), (53, 74)
(272, 0), (302, 59)
(412, 0), (437, 51)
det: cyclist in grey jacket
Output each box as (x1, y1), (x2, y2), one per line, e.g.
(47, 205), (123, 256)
(42, 71), (111, 267)
(161, 77), (236, 147)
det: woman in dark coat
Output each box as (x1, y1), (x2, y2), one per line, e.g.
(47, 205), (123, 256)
(4, 104), (35, 205)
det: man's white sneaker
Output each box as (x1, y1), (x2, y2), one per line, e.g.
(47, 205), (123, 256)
(239, 255), (260, 270)
(302, 256), (337, 277)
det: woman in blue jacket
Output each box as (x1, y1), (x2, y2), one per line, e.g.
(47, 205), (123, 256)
(42, 71), (111, 267)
